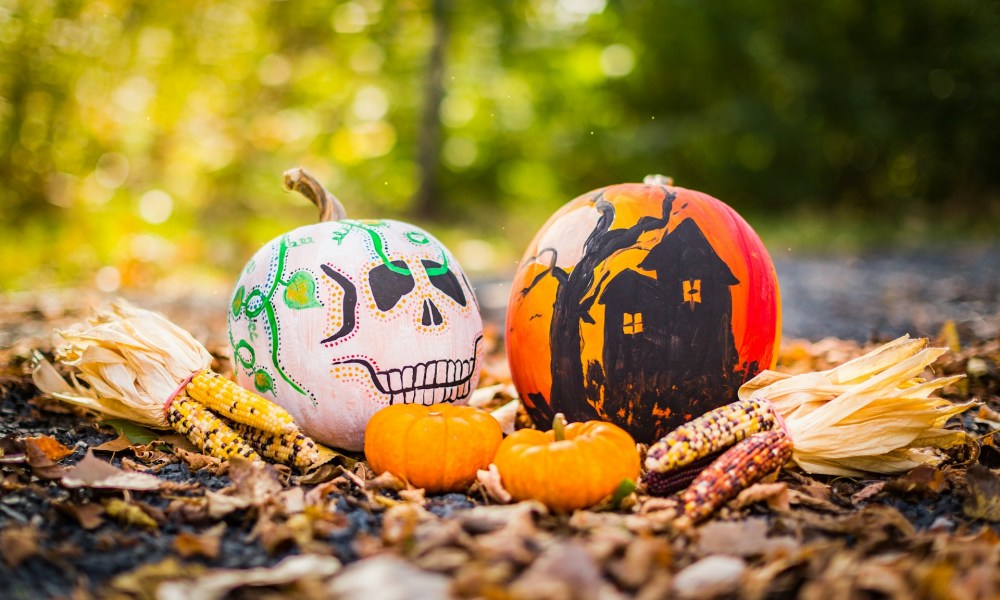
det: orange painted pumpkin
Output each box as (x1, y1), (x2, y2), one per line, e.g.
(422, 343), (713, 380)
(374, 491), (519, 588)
(364, 403), (502, 493)
(493, 415), (640, 512)
(505, 176), (780, 445)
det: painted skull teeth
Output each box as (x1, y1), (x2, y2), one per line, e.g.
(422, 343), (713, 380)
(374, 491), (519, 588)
(334, 335), (482, 406)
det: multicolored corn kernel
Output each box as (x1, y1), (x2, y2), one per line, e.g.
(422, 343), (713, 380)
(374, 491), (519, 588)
(229, 420), (323, 471)
(166, 396), (260, 462)
(644, 397), (777, 478)
(186, 371), (297, 435)
(642, 450), (723, 497)
(680, 429), (793, 523)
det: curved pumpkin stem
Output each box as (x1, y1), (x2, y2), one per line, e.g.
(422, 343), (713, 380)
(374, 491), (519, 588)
(283, 167), (348, 223)
(553, 413), (567, 441)
(643, 174), (674, 187)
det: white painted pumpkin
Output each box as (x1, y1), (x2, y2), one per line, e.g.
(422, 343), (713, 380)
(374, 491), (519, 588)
(228, 170), (483, 450)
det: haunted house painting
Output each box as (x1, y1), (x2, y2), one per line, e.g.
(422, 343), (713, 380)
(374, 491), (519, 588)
(596, 217), (741, 440)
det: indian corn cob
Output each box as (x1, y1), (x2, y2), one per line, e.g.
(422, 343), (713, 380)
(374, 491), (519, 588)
(643, 451), (725, 497)
(642, 335), (973, 522)
(166, 396), (260, 461)
(186, 371), (297, 435)
(31, 300), (322, 469)
(229, 420), (323, 471)
(680, 429), (793, 523)
(643, 397), (777, 494)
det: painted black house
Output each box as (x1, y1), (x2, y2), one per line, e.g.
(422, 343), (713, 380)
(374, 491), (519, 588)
(596, 269), (663, 432)
(596, 217), (741, 438)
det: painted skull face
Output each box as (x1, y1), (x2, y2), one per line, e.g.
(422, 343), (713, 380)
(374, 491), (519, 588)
(229, 219), (483, 451)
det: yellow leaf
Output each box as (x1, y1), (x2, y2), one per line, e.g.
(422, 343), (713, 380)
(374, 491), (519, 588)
(104, 498), (159, 530)
(964, 465), (1000, 522)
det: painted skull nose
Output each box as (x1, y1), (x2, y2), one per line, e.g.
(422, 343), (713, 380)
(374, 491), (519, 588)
(421, 298), (444, 326)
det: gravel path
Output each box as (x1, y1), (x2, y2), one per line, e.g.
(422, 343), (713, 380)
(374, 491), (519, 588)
(773, 245), (1000, 342)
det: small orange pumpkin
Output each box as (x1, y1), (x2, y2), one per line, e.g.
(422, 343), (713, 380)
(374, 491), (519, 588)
(364, 403), (502, 493)
(493, 414), (640, 512)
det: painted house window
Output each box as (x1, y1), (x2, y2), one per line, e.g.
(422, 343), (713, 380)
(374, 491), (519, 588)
(683, 279), (702, 305)
(623, 312), (643, 335)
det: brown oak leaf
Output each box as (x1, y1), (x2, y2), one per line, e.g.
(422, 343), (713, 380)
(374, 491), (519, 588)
(963, 464), (1000, 522)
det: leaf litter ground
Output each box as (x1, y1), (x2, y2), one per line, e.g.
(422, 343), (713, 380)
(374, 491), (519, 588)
(1, 294), (998, 600)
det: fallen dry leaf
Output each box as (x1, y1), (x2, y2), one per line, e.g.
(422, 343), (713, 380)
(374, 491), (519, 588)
(156, 432), (199, 453)
(605, 536), (672, 591)
(695, 518), (798, 558)
(963, 464), (1000, 522)
(850, 481), (886, 504)
(398, 487), (427, 504)
(205, 490), (253, 520)
(173, 523), (225, 559)
(103, 498), (159, 531)
(885, 465), (949, 497)
(784, 472), (835, 503)
(166, 497), (214, 525)
(509, 540), (604, 600)
(732, 482), (791, 513)
(382, 502), (430, 546)
(326, 555), (448, 600)
(365, 470), (406, 492)
(791, 504), (916, 552)
(228, 457), (283, 505)
(279, 486), (306, 515)
(91, 435), (134, 453)
(458, 501), (546, 535)
(120, 455), (164, 474)
(490, 399), (520, 435)
(157, 554), (341, 600)
(157, 480), (201, 494)
(855, 558), (911, 598)
(0, 524), (40, 568)
(52, 499), (105, 530)
(0, 435), (26, 464)
(671, 555), (746, 599)
(414, 546), (473, 574)
(475, 463), (512, 504)
(25, 438), (67, 479)
(173, 446), (225, 472)
(131, 443), (175, 466)
(105, 557), (195, 599)
(24, 435), (74, 461)
(295, 462), (342, 485)
(61, 450), (161, 491)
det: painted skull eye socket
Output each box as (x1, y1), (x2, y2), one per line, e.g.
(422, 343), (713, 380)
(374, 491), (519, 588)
(421, 260), (467, 306)
(369, 260), (415, 311)
(320, 265), (358, 343)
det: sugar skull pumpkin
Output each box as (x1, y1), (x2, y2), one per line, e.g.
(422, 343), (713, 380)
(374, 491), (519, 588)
(228, 169), (483, 451)
(505, 175), (780, 445)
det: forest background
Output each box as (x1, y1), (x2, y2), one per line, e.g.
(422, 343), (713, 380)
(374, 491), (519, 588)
(1, 0), (997, 294)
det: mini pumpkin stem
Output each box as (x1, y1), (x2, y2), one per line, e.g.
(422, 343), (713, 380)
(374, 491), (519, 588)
(283, 167), (348, 223)
(643, 174), (674, 186)
(553, 413), (567, 441)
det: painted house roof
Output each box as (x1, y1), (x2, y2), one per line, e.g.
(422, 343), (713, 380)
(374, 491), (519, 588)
(598, 269), (661, 309)
(638, 218), (738, 285)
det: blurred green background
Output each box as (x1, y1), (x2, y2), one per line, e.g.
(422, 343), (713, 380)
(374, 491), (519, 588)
(2, 0), (998, 294)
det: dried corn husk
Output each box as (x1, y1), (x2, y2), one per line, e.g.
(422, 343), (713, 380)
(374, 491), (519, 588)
(32, 301), (212, 428)
(739, 335), (975, 477)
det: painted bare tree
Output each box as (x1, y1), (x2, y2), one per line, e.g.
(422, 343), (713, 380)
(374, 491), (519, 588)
(519, 187), (676, 427)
